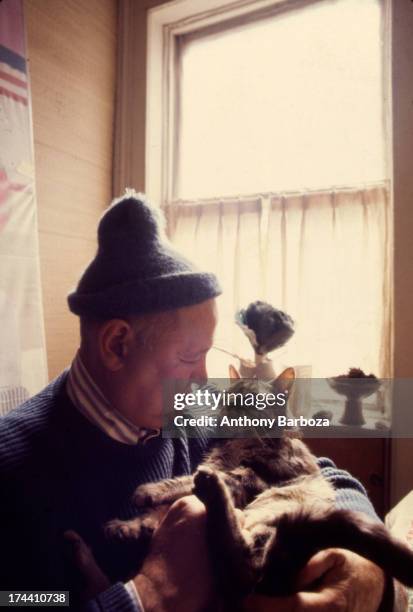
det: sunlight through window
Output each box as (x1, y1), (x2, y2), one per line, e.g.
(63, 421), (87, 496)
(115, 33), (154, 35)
(178, 0), (385, 199)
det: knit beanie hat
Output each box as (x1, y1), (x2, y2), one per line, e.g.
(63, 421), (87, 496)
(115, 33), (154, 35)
(67, 192), (222, 318)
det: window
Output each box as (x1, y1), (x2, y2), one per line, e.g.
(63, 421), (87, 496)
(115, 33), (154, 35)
(147, 0), (391, 381)
(177, 0), (385, 199)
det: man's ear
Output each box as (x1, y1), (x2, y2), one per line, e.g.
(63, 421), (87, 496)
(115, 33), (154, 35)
(229, 364), (241, 380)
(98, 319), (134, 371)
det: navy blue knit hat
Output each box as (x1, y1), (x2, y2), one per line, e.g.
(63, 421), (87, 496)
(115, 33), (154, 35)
(67, 192), (221, 318)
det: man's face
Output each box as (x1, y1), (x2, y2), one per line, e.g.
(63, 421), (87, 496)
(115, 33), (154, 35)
(109, 299), (218, 430)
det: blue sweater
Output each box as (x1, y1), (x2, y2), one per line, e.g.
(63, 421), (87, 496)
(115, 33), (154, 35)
(0, 372), (378, 611)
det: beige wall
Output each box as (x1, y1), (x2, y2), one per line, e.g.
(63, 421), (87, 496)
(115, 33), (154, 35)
(25, 0), (117, 379)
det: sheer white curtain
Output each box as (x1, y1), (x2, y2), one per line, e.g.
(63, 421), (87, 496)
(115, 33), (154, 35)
(166, 182), (391, 378)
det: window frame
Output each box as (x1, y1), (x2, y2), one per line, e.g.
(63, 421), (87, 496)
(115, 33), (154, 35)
(145, 0), (358, 207)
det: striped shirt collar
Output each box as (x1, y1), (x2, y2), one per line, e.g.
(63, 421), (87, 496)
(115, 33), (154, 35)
(66, 352), (160, 445)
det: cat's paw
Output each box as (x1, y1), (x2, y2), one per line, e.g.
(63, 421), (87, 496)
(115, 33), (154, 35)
(193, 467), (222, 505)
(133, 482), (163, 507)
(104, 518), (141, 540)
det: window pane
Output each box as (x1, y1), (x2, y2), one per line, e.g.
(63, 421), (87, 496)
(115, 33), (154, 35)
(178, 0), (385, 199)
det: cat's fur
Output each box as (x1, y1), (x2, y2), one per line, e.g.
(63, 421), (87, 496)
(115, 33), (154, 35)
(105, 368), (413, 607)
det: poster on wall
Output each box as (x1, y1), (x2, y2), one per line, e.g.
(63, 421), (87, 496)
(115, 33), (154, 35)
(0, 0), (48, 415)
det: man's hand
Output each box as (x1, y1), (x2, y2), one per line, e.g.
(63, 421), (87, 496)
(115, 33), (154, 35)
(64, 496), (222, 611)
(243, 549), (385, 612)
(63, 530), (111, 602)
(134, 495), (218, 612)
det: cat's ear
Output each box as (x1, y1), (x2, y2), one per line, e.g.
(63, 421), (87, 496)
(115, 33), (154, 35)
(270, 367), (295, 394)
(229, 364), (241, 380)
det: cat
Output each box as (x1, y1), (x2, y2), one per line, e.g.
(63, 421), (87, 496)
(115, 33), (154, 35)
(105, 367), (413, 609)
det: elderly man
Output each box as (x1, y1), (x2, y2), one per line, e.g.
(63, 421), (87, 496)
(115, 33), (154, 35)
(0, 194), (393, 611)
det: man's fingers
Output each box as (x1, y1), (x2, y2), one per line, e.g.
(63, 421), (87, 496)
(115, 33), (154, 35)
(169, 494), (206, 516)
(243, 551), (349, 612)
(63, 530), (110, 594)
(164, 495), (244, 531)
(160, 495), (206, 529)
(295, 549), (346, 590)
(295, 588), (347, 611)
(64, 530), (95, 570)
